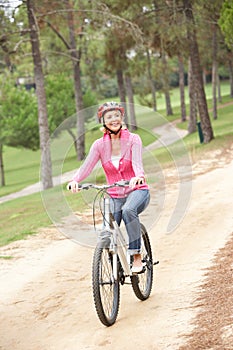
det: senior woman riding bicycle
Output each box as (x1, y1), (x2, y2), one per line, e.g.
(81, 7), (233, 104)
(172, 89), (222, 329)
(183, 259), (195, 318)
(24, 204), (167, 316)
(68, 102), (150, 273)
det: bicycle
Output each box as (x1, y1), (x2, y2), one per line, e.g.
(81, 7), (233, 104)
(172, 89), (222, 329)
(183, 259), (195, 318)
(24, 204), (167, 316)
(69, 180), (159, 326)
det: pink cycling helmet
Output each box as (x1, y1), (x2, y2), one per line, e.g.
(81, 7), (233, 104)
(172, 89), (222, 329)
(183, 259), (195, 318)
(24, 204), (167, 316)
(97, 101), (124, 120)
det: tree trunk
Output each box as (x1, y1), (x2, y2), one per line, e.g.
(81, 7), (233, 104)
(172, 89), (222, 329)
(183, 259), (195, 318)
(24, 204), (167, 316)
(0, 143), (5, 187)
(66, 0), (85, 161)
(178, 54), (186, 122)
(229, 57), (233, 98)
(116, 69), (128, 125)
(202, 69), (207, 85)
(217, 75), (222, 103)
(183, 0), (214, 143)
(212, 23), (218, 120)
(125, 73), (137, 131)
(161, 50), (173, 116)
(67, 129), (77, 154)
(146, 48), (157, 111)
(26, 0), (53, 190)
(188, 58), (197, 134)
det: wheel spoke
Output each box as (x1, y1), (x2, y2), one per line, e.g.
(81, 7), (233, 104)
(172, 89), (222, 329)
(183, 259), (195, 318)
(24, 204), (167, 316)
(92, 247), (120, 326)
(130, 225), (153, 300)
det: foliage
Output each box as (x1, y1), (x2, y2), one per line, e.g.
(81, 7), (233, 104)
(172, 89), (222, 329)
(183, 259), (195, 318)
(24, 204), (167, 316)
(0, 77), (39, 150)
(83, 88), (98, 109)
(0, 0), (232, 154)
(45, 73), (97, 132)
(97, 76), (118, 98)
(45, 73), (76, 132)
(219, 0), (233, 48)
(0, 72), (97, 148)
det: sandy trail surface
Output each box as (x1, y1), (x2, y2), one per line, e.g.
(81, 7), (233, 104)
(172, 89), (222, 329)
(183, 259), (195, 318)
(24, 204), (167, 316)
(0, 150), (233, 350)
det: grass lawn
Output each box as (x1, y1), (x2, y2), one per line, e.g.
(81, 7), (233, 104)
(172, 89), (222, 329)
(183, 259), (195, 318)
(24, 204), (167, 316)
(0, 82), (232, 248)
(0, 186), (87, 248)
(0, 192), (51, 247)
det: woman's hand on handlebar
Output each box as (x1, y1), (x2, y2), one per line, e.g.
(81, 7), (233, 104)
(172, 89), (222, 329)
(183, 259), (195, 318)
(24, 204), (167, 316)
(129, 176), (144, 189)
(67, 180), (80, 193)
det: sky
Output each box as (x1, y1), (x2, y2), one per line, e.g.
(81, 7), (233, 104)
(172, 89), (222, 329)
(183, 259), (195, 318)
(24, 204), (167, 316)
(0, 0), (22, 21)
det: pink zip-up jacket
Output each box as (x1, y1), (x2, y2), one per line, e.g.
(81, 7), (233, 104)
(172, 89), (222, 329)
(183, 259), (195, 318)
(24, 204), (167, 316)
(72, 128), (149, 198)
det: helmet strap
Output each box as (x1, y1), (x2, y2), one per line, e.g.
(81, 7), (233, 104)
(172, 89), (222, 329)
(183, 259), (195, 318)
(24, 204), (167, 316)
(103, 124), (122, 135)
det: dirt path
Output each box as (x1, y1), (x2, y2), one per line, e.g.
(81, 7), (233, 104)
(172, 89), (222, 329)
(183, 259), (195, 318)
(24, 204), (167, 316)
(0, 149), (233, 350)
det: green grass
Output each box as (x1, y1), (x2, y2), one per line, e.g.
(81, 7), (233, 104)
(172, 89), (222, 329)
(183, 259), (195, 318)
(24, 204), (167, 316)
(0, 255), (14, 260)
(0, 191), (51, 246)
(151, 96), (233, 166)
(0, 147), (41, 196)
(0, 185), (89, 247)
(0, 81), (232, 247)
(135, 80), (231, 112)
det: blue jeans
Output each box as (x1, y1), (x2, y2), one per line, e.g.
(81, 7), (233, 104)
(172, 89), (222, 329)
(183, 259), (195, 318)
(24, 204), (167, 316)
(110, 190), (150, 255)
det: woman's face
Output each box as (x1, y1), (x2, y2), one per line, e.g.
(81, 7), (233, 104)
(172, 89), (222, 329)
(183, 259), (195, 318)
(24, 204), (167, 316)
(103, 110), (123, 133)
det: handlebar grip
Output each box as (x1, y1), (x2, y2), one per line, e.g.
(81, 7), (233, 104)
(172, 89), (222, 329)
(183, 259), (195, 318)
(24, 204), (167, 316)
(67, 183), (80, 191)
(67, 183), (86, 191)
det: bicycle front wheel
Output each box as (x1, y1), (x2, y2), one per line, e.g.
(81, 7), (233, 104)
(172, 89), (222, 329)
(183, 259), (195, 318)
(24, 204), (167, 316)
(130, 224), (153, 300)
(92, 245), (120, 326)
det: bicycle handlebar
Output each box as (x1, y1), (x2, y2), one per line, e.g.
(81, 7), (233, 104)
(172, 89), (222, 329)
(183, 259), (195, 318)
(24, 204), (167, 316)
(68, 180), (130, 191)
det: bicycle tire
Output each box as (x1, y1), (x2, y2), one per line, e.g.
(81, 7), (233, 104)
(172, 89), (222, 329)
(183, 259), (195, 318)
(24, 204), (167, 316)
(92, 243), (120, 326)
(130, 224), (153, 300)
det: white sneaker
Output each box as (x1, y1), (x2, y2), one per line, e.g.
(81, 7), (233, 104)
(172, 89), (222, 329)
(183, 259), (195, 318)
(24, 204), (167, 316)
(131, 262), (146, 274)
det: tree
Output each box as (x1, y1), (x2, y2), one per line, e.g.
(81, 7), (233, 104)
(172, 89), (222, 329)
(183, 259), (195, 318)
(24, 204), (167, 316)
(0, 3), (27, 73)
(26, 0), (53, 189)
(125, 72), (137, 130)
(198, 0), (225, 119)
(45, 72), (97, 152)
(142, 1), (188, 117)
(178, 54), (187, 122)
(116, 68), (128, 121)
(65, 0), (85, 160)
(228, 53), (233, 98)
(219, 0), (233, 49)
(183, 0), (214, 143)
(212, 22), (218, 120)
(38, 0), (93, 160)
(146, 48), (157, 111)
(159, 45), (173, 116)
(219, 0), (233, 97)
(0, 9), (14, 72)
(187, 58), (197, 133)
(0, 79), (39, 186)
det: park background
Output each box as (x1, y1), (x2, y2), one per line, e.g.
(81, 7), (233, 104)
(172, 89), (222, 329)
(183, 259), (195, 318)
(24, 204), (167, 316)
(0, 1), (233, 349)
(0, 0), (232, 244)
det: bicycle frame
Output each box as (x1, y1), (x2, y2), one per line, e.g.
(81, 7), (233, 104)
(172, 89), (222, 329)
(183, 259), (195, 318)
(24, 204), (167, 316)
(70, 181), (155, 326)
(103, 197), (131, 279)
(73, 181), (133, 278)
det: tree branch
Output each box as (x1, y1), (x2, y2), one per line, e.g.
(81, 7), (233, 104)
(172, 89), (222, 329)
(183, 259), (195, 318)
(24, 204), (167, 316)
(37, 7), (143, 46)
(44, 20), (71, 50)
(11, 39), (30, 54)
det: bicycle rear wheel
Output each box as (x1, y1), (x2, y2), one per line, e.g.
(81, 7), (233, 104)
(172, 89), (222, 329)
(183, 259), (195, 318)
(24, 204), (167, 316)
(130, 224), (153, 300)
(92, 244), (120, 326)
